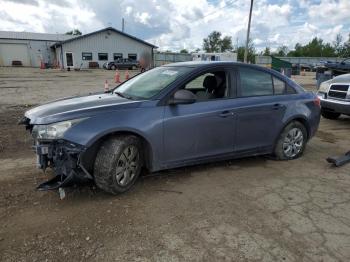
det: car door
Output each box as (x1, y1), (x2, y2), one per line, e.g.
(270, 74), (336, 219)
(162, 68), (237, 164)
(234, 66), (287, 152)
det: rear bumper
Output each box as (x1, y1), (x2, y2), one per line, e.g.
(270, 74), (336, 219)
(319, 97), (350, 115)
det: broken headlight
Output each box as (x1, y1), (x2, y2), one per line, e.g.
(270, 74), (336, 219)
(32, 118), (86, 140)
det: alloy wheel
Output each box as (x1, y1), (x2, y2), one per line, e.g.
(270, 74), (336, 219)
(115, 145), (140, 186)
(282, 127), (304, 158)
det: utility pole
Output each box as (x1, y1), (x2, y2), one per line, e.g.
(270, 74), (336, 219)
(244, 0), (254, 63)
(122, 18), (125, 32)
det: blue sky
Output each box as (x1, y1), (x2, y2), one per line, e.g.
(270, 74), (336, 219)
(0, 0), (349, 52)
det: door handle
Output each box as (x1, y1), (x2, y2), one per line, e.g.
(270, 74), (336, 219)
(219, 111), (234, 117)
(272, 104), (282, 110)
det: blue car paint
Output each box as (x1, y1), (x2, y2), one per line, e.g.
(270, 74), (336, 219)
(24, 62), (321, 173)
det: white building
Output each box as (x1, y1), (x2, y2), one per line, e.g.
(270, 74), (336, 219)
(0, 27), (156, 69)
(0, 31), (74, 67)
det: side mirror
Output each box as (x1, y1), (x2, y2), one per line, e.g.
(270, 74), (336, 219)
(169, 89), (196, 105)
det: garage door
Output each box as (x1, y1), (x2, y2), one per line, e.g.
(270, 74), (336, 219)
(0, 43), (30, 66)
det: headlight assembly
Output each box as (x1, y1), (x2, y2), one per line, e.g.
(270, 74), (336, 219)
(318, 81), (330, 93)
(32, 118), (86, 140)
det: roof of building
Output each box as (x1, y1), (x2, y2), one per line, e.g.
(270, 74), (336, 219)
(53, 27), (157, 48)
(0, 31), (76, 41)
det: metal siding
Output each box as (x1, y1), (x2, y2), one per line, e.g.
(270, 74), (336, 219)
(0, 39), (58, 67)
(256, 56), (344, 66)
(0, 31), (75, 41)
(0, 43), (30, 66)
(60, 30), (153, 68)
(153, 52), (192, 67)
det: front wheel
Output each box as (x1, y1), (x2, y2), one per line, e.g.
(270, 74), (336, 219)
(274, 121), (307, 160)
(110, 65), (116, 70)
(94, 135), (143, 194)
(321, 110), (340, 120)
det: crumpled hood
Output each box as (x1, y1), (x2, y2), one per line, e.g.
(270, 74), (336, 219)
(25, 92), (142, 125)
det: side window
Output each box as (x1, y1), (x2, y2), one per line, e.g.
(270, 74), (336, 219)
(273, 77), (286, 95)
(184, 71), (229, 101)
(185, 73), (213, 90)
(239, 67), (273, 97)
(286, 85), (296, 94)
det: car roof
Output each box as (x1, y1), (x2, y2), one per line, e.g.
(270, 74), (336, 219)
(162, 61), (304, 92)
(163, 61), (277, 73)
(163, 61), (238, 68)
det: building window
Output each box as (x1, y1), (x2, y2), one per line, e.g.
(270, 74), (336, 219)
(98, 53), (108, 61)
(82, 52), (92, 61)
(128, 53), (137, 61)
(113, 53), (123, 61)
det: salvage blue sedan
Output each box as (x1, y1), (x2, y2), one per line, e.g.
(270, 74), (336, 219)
(22, 62), (321, 194)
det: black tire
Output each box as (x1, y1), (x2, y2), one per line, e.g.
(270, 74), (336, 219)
(94, 135), (143, 194)
(321, 110), (340, 120)
(274, 121), (308, 160)
(111, 65), (116, 70)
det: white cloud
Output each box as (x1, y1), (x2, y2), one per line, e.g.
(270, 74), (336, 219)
(135, 12), (151, 26)
(0, 0), (348, 52)
(308, 0), (350, 25)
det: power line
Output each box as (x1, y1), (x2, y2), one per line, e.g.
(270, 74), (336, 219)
(174, 0), (236, 28)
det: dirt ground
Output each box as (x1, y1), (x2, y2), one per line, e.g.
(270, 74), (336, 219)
(0, 68), (349, 262)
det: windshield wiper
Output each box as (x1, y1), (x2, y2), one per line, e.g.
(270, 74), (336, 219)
(115, 91), (133, 100)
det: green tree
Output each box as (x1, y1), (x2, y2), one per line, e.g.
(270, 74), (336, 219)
(343, 33), (350, 57)
(333, 34), (344, 56)
(65, 29), (82, 35)
(275, 45), (289, 56)
(203, 31), (233, 52)
(262, 47), (270, 56)
(180, 49), (189, 54)
(236, 39), (255, 63)
(287, 37), (336, 57)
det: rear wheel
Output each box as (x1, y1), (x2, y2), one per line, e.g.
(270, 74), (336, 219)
(94, 135), (143, 194)
(274, 121), (307, 160)
(110, 65), (116, 70)
(321, 109), (340, 120)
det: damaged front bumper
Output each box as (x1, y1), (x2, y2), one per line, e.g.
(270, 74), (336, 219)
(34, 139), (93, 191)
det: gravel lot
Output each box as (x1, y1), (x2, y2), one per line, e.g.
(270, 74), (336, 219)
(0, 68), (349, 261)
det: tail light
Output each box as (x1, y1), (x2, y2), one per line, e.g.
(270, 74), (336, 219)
(314, 97), (321, 107)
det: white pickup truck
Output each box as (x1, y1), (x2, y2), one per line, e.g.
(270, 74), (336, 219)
(317, 73), (350, 119)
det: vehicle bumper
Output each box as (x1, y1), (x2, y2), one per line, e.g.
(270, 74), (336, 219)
(34, 140), (93, 191)
(318, 93), (350, 115)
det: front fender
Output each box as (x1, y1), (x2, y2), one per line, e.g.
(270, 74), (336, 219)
(62, 107), (164, 169)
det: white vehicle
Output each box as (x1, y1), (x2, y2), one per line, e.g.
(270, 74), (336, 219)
(192, 52), (237, 62)
(317, 73), (350, 119)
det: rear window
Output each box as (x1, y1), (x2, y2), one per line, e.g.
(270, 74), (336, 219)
(239, 67), (273, 97)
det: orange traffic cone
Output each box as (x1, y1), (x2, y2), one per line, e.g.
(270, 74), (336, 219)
(125, 69), (130, 81)
(114, 69), (121, 83)
(104, 80), (109, 92)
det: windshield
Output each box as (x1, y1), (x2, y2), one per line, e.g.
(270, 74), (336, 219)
(114, 66), (192, 99)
